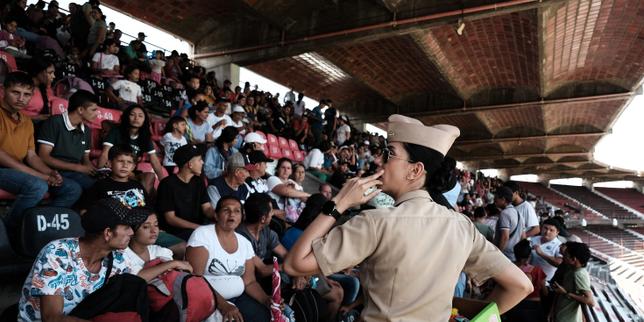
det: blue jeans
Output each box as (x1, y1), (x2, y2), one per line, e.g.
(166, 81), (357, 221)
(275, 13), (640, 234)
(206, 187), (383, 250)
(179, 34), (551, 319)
(0, 168), (82, 231)
(16, 28), (40, 43)
(60, 170), (96, 190)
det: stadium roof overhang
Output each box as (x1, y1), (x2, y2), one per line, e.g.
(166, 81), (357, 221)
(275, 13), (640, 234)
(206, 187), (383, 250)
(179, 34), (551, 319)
(104, 0), (644, 179)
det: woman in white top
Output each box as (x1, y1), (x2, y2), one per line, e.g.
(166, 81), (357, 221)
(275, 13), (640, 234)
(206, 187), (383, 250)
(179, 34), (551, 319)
(267, 158), (310, 223)
(187, 101), (215, 144)
(124, 212), (192, 277)
(186, 197), (271, 322)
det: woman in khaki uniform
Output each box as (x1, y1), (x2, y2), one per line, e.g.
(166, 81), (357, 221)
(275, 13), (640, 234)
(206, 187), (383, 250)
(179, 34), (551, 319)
(284, 114), (533, 322)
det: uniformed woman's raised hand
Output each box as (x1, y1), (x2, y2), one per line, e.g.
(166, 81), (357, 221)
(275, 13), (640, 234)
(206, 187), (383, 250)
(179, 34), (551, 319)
(333, 170), (383, 213)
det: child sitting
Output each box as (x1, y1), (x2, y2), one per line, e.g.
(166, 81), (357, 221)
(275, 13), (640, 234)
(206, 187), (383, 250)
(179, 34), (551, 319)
(124, 211), (192, 276)
(0, 18), (30, 59)
(84, 145), (187, 258)
(160, 116), (188, 174)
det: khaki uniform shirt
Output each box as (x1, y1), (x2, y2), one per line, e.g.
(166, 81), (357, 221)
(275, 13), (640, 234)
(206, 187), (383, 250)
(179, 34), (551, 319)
(312, 190), (512, 322)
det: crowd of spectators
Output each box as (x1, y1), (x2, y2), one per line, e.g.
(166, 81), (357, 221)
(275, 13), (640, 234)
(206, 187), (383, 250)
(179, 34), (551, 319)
(0, 1), (596, 321)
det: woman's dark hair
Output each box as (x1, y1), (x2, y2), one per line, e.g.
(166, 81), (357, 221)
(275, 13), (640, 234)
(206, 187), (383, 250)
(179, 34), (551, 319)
(243, 193), (273, 224)
(293, 193), (328, 230)
(473, 206), (487, 219)
(163, 116), (186, 134)
(27, 56), (54, 114)
(120, 104), (151, 147)
(402, 143), (447, 207)
(564, 242), (591, 266)
(428, 156), (457, 193)
(513, 239), (532, 260)
(188, 101), (208, 121)
(215, 126), (238, 150)
(276, 158), (292, 172)
(215, 196), (241, 213)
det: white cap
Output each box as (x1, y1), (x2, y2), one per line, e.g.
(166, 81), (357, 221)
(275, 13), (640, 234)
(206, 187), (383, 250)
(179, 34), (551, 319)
(232, 105), (246, 113)
(244, 132), (266, 144)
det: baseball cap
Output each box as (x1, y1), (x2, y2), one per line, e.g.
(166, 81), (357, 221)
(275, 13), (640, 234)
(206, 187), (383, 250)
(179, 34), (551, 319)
(138, 32), (146, 38)
(226, 152), (250, 171)
(247, 150), (273, 164)
(244, 132), (267, 145)
(82, 199), (149, 234)
(173, 144), (205, 168)
(232, 105), (246, 113)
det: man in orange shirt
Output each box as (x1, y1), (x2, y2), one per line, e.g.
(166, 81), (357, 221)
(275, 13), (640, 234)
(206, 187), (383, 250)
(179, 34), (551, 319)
(0, 72), (81, 240)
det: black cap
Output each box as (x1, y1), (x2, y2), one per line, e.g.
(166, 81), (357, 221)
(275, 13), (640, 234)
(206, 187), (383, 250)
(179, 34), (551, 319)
(82, 199), (149, 234)
(173, 144), (204, 168)
(247, 150), (273, 164)
(494, 186), (514, 202)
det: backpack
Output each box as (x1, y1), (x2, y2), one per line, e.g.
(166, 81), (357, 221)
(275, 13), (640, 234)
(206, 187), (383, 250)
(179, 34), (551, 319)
(69, 254), (149, 322)
(145, 259), (218, 322)
(54, 76), (95, 99)
(288, 288), (329, 322)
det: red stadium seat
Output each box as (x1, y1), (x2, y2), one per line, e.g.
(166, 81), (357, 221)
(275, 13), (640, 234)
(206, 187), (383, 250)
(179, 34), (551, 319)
(88, 107), (122, 129)
(0, 189), (16, 200)
(266, 134), (278, 146)
(0, 51), (18, 72)
(267, 144), (282, 159)
(50, 97), (68, 115)
(282, 149), (293, 160)
(293, 150), (305, 162)
(288, 139), (299, 151)
(278, 136), (289, 149)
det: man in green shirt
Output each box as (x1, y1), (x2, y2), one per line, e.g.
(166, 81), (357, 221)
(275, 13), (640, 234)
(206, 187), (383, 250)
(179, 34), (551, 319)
(37, 90), (99, 189)
(551, 242), (595, 322)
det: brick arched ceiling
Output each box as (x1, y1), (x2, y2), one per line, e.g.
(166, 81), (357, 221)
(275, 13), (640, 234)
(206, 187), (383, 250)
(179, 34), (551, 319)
(103, 0), (644, 177)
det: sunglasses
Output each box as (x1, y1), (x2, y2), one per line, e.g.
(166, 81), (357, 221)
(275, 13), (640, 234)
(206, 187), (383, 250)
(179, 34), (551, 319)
(382, 147), (414, 164)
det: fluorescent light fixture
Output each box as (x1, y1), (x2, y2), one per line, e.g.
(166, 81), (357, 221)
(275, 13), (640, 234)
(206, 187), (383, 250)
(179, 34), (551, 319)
(294, 53), (349, 85)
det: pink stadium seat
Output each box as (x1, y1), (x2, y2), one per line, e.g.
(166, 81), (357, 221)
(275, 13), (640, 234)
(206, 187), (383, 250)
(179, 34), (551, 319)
(150, 117), (166, 142)
(288, 139), (299, 151)
(0, 51), (18, 72)
(278, 136), (289, 149)
(0, 189), (16, 200)
(50, 97), (68, 115)
(267, 144), (282, 159)
(293, 150), (305, 162)
(266, 134), (278, 147)
(282, 149), (293, 160)
(88, 107), (122, 129)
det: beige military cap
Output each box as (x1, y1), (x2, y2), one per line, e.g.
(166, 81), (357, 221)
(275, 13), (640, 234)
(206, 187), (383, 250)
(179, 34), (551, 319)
(386, 114), (460, 156)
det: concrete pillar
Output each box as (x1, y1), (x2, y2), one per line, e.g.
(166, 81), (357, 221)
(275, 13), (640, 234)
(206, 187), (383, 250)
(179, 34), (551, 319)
(209, 63), (240, 88)
(633, 181), (644, 194)
(582, 178), (594, 191)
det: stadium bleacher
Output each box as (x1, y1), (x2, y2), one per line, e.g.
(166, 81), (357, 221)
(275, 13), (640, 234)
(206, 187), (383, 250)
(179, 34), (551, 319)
(595, 187), (644, 216)
(551, 185), (641, 221)
(517, 182), (604, 220)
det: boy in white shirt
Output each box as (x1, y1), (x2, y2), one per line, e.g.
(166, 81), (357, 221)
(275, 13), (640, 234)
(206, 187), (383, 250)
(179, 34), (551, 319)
(107, 65), (143, 107)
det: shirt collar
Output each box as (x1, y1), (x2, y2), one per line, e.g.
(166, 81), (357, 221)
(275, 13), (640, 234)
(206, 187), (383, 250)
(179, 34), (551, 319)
(394, 189), (433, 206)
(62, 111), (85, 132)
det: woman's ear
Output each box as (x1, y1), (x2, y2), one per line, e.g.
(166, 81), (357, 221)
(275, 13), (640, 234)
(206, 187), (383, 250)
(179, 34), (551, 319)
(408, 162), (426, 181)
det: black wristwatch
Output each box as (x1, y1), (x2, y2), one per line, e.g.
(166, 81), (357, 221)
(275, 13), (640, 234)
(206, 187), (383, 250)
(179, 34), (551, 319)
(321, 200), (342, 220)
